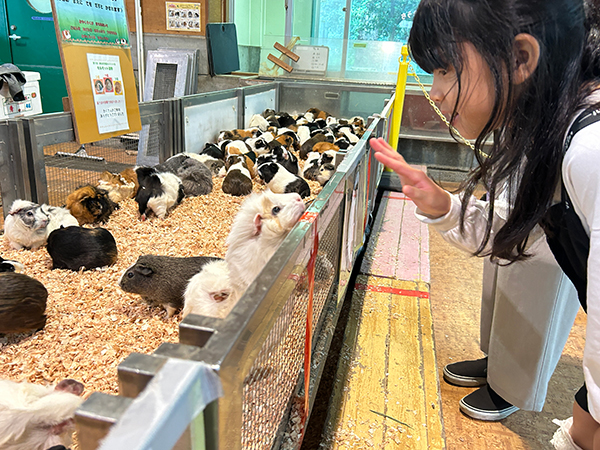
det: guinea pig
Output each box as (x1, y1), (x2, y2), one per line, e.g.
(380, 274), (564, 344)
(225, 140), (251, 157)
(155, 154), (213, 197)
(120, 254), (221, 317)
(0, 378), (84, 450)
(334, 136), (351, 149)
(189, 153), (225, 176)
(299, 133), (329, 159)
(97, 169), (138, 204)
(246, 136), (271, 156)
(312, 141), (340, 154)
(183, 190), (305, 318)
(66, 184), (118, 225)
(297, 125), (311, 145)
(134, 167), (184, 220)
(248, 113), (270, 131)
(307, 107), (330, 120)
(257, 161), (310, 199)
(222, 155), (253, 197)
(47, 226), (118, 271)
(270, 145), (299, 175)
(4, 200), (79, 250)
(317, 163), (336, 186)
(302, 152), (322, 181)
(339, 126), (360, 144)
(0, 272), (47, 334)
(0, 256), (24, 273)
(199, 142), (225, 160)
(182, 260), (234, 319)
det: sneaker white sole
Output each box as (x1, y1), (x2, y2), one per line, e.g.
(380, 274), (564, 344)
(459, 398), (519, 421)
(443, 366), (487, 387)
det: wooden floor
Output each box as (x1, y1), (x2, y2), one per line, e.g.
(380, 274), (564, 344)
(321, 178), (587, 449)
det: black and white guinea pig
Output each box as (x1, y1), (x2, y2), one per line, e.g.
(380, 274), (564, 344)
(0, 272), (47, 334)
(188, 153), (225, 176)
(199, 142), (225, 160)
(270, 145), (299, 175)
(0, 378), (84, 450)
(222, 154), (253, 197)
(0, 256), (24, 273)
(183, 190), (306, 318)
(3, 200), (79, 250)
(47, 226), (118, 271)
(302, 152), (322, 181)
(317, 163), (336, 186)
(246, 136), (271, 156)
(120, 254), (222, 317)
(155, 154), (213, 197)
(134, 166), (185, 220)
(66, 184), (118, 225)
(257, 161), (310, 199)
(297, 125), (311, 145)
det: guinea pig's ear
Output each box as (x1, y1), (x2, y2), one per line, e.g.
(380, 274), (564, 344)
(136, 265), (153, 276)
(253, 213), (262, 236)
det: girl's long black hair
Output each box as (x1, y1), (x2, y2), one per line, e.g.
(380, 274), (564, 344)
(408, 0), (600, 261)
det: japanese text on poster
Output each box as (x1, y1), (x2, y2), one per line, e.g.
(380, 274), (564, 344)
(54, 0), (129, 46)
(87, 53), (129, 133)
(166, 2), (201, 31)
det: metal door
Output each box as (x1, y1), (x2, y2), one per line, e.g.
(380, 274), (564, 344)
(5, 0), (67, 112)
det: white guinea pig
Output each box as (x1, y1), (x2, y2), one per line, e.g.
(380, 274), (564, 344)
(3, 200), (78, 250)
(183, 190), (305, 318)
(0, 378), (84, 450)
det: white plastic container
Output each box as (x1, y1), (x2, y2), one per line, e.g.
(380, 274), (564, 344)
(0, 71), (43, 118)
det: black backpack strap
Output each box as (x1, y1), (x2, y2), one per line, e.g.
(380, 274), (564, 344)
(564, 106), (600, 151)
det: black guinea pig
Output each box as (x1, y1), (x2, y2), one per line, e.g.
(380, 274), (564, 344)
(120, 254), (222, 317)
(0, 272), (47, 334)
(47, 226), (118, 271)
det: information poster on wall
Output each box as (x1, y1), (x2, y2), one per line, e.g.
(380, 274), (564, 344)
(87, 53), (129, 133)
(166, 2), (201, 31)
(52, 0), (141, 144)
(54, 0), (130, 45)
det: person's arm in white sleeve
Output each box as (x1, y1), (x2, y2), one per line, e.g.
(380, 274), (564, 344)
(563, 125), (600, 422)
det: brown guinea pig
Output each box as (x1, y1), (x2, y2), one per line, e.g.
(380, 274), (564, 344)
(312, 141), (340, 154)
(98, 168), (138, 203)
(66, 185), (118, 225)
(0, 272), (47, 334)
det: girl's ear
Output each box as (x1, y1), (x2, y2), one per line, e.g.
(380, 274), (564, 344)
(513, 33), (540, 84)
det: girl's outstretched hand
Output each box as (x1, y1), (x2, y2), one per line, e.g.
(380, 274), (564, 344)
(370, 137), (451, 218)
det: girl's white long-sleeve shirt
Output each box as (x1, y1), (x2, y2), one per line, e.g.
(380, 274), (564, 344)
(416, 119), (600, 421)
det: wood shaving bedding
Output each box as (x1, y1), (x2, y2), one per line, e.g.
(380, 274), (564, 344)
(0, 176), (323, 397)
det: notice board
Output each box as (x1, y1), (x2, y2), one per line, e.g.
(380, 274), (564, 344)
(52, 0), (141, 144)
(125, 0), (208, 36)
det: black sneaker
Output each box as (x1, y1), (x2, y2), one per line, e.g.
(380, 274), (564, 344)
(443, 356), (488, 387)
(459, 385), (519, 421)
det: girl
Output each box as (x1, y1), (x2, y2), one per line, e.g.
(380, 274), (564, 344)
(370, 0), (600, 448)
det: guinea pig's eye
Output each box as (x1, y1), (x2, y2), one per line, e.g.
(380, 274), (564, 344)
(271, 206), (281, 215)
(26, 211), (34, 217)
(127, 271), (134, 278)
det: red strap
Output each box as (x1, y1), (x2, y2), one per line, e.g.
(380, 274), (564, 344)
(302, 220), (318, 433)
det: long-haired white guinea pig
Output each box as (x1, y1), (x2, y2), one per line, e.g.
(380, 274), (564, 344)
(183, 190), (305, 318)
(0, 378), (84, 450)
